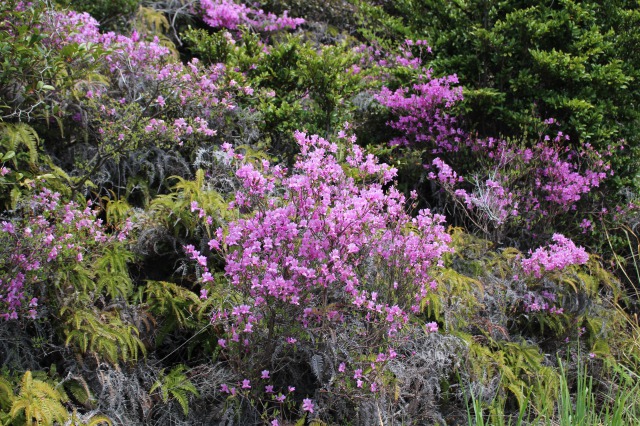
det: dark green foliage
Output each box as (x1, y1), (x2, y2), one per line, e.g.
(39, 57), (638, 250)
(61, 0), (141, 29)
(381, 0), (640, 190)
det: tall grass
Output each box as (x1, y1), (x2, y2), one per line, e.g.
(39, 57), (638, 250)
(466, 356), (640, 425)
(557, 356), (640, 426)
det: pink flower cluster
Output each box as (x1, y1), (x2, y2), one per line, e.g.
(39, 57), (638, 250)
(373, 41), (609, 237)
(197, 131), (451, 397)
(0, 189), (131, 320)
(376, 69), (464, 153)
(209, 131), (451, 339)
(199, 0), (304, 31)
(522, 291), (564, 314)
(521, 234), (589, 278)
(41, 10), (171, 75)
(35, 7), (249, 148)
(427, 132), (609, 233)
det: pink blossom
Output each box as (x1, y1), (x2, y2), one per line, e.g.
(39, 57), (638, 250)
(302, 398), (314, 413)
(425, 322), (438, 333)
(522, 234), (589, 278)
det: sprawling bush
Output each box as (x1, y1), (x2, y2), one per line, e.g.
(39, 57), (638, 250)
(186, 131), (451, 421)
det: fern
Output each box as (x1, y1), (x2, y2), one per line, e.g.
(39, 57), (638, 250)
(0, 375), (13, 411)
(310, 354), (325, 381)
(9, 371), (69, 425)
(150, 365), (199, 416)
(62, 375), (93, 407)
(145, 280), (202, 343)
(84, 414), (113, 426)
(103, 195), (133, 226)
(0, 122), (39, 165)
(151, 169), (230, 238)
(63, 308), (146, 364)
(135, 6), (170, 35)
(134, 6), (178, 58)
(68, 410), (113, 426)
(94, 245), (135, 299)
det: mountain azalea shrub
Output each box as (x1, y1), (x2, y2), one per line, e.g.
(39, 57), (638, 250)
(432, 229), (631, 417)
(379, 0), (640, 191)
(521, 233), (590, 280)
(183, 26), (372, 165)
(198, 0), (304, 31)
(373, 41), (464, 154)
(374, 45), (612, 244)
(0, 188), (131, 320)
(188, 130), (452, 421)
(29, 4), (256, 196)
(428, 131), (610, 242)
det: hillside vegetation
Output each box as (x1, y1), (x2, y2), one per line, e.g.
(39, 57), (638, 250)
(1, 0), (640, 424)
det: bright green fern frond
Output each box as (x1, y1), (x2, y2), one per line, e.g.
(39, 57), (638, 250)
(0, 375), (13, 411)
(145, 280), (201, 342)
(94, 245), (135, 299)
(0, 122), (39, 165)
(64, 308), (145, 364)
(135, 6), (170, 34)
(151, 170), (230, 238)
(150, 365), (199, 415)
(9, 371), (69, 426)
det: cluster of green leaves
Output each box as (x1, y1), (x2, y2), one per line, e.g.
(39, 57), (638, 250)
(184, 26), (368, 164)
(0, 370), (111, 425)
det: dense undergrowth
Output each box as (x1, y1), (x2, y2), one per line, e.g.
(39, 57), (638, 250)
(1, 0), (640, 424)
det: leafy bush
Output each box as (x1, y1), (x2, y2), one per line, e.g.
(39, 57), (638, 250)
(380, 0), (640, 190)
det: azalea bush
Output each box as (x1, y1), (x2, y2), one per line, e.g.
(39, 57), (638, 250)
(374, 42), (612, 245)
(198, 0), (304, 31)
(0, 188), (132, 320)
(187, 130), (451, 421)
(379, 0), (640, 191)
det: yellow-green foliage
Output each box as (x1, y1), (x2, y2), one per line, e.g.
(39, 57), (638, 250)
(144, 279), (227, 355)
(0, 375), (12, 413)
(94, 246), (135, 299)
(9, 371), (69, 425)
(63, 375), (92, 407)
(133, 6), (177, 58)
(151, 169), (230, 238)
(68, 410), (113, 426)
(0, 123), (39, 166)
(461, 334), (559, 417)
(63, 308), (146, 364)
(103, 196), (133, 226)
(146, 280), (203, 331)
(435, 228), (638, 420)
